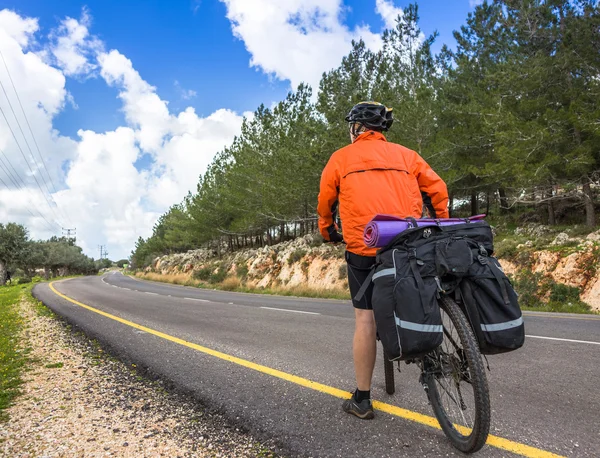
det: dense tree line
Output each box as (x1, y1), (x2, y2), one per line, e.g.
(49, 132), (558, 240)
(0, 222), (99, 285)
(131, 1), (600, 268)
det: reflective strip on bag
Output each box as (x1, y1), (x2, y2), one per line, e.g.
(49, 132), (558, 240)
(395, 316), (443, 333)
(372, 268), (395, 281)
(480, 317), (523, 332)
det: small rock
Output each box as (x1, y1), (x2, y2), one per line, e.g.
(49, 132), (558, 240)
(123, 442), (129, 447)
(551, 232), (571, 246)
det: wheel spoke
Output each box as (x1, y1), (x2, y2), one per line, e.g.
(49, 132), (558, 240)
(426, 297), (488, 446)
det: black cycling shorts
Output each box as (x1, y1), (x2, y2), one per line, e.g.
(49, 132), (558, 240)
(346, 251), (376, 310)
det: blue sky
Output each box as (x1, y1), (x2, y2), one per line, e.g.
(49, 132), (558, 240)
(0, 0), (480, 258)
(2, 0), (475, 138)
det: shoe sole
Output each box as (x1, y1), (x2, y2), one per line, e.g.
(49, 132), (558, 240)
(343, 407), (375, 420)
(348, 410), (375, 420)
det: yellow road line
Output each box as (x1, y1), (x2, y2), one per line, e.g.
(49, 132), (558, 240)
(48, 281), (564, 458)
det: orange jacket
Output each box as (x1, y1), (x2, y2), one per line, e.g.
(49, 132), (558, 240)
(317, 131), (449, 256)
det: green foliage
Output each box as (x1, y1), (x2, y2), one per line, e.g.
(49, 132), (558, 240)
(0, 223), (98, 285)
(209, 268), (227, 284)
(16, 277), (31, 285)
(494, 239), (520, 260)
(288, 249), (307, 265)
(510, 270), (592, 313)
(130, 2), (600, 265)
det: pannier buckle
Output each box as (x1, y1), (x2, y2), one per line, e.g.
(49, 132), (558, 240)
(478, 244), (488, 256)
(434, 276), (446, 293)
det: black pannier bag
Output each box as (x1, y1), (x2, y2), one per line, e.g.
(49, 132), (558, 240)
(457, 252), (525, 354)
(365, 219), (524, 360)
(371, 245), (443, 361)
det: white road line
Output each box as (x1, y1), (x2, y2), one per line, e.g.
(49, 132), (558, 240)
(184, 297), (210, 302)
(145, 292), (159, 296)
(527, 335), (600, 345)
(260, 306), (320, 315)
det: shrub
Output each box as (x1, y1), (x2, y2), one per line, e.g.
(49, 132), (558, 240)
(192, 267), (212, 281)
(494, 239), (519, 260)
(17, 277), (31, 285)
(209, 268), (227, 284)
(310, 236), (324, 247)
(338, 264), (347, 280)
(549, 283), (581, 304)
(288, 249), (307, 265)
(236, 264), (249, 279)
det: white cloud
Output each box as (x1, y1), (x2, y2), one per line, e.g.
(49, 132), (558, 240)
(48, 8), (103, 77)
(469, 0), (484, 7)
(0, 9), (245, 259)
(219, 0), (382, 90)
(0, 9), (38, 47)
(375, 0), (404, 31)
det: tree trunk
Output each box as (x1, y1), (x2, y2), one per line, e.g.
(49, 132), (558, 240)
(485, 191), (491, 216)
(583, 178), (596, 227)
(498, 188), (509, 214)
(470, 192), (479, 216)
(0, 260), (6, 286)
(548, 198), (556, 226)
(448, 193), (454, 218)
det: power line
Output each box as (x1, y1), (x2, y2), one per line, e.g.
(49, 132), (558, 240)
(0, 146), (58, 232)
(0, 71), (70, 228)
(0, 102), (64, 228)
(0, 49), (74, 227)
(0, 49), (59, 194)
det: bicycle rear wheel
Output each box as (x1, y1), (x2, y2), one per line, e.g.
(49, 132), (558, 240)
(383, 347), (395, 395)
(422, 295), (490, 453)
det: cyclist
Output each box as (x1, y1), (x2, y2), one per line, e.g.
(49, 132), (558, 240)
(317, 101), (449, 419)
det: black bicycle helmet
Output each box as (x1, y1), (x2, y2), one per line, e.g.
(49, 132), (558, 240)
(345, 101), (393, 132)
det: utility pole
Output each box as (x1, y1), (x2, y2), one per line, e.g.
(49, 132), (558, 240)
(98, 245), (107, 260)
(62, 227), (76, 245)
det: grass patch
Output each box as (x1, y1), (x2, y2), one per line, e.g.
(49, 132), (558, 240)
(236, 284), (350, 300)
(136, 271), (197, 286)
(44, 362), (64, 369)
(0, 284), (28, 422)
(220, 276), (241, 291)
(135, 271), (350, 300)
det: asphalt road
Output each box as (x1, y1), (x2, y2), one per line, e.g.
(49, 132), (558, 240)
(33, 273), (600, 457)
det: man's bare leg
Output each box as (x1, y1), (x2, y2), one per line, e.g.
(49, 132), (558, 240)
(353, 308), (377, 391)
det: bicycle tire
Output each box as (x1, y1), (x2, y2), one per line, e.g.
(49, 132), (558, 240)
(383, 347), (395, 395)
(424, 295), (490, 453)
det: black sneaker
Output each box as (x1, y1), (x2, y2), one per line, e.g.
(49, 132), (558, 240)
(342, 396), (374, 420)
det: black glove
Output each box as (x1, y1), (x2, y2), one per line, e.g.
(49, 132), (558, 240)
(327, 226), (344, 243)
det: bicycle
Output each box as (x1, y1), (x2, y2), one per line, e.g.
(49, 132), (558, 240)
(382, 291), (490, 454)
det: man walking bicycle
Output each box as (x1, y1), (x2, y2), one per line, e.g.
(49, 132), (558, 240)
(317, 101), (449, 419)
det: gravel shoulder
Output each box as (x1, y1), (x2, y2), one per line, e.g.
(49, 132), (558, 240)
(0, 294), (279, 458)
